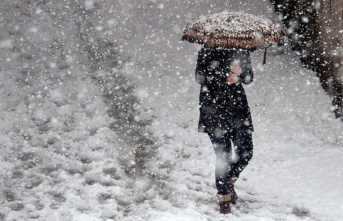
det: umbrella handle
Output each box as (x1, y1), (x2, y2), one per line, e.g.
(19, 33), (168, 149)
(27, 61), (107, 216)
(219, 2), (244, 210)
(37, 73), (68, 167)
(262, 48), (267, 65)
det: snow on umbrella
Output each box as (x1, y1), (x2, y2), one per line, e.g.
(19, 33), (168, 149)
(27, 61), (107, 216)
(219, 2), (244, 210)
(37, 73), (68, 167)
(181, 11), (285, 63)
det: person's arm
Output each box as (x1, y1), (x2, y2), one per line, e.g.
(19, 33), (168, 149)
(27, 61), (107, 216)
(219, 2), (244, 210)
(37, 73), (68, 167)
(237, 51), (254, 85)
(195, 48), (211, 84)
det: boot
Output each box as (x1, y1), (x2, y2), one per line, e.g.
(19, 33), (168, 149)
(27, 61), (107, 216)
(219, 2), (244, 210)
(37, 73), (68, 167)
(217, 193), (232, 214)
(229, 177), (238, 204)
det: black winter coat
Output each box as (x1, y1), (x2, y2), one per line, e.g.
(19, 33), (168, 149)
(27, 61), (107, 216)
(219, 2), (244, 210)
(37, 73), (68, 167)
(195, 47), (254, 135)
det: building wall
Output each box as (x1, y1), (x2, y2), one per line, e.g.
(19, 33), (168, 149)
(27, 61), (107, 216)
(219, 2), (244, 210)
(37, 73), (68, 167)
(270, 0), (343, 120)
(316, 0), (343, 82)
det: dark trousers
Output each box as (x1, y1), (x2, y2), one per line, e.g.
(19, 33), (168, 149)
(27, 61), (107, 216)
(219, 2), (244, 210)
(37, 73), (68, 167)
(207, 128), (253, 195)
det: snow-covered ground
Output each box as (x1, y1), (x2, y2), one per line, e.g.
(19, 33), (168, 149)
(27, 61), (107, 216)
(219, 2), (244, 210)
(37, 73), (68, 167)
(1, 0), (343, 220)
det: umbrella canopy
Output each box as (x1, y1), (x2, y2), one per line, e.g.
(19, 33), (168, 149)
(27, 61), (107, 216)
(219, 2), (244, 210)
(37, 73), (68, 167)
(181, 11), (284, 50)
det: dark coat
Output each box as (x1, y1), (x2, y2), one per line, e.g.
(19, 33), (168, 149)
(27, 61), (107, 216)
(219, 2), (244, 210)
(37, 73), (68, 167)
(195, 47), (254, 135)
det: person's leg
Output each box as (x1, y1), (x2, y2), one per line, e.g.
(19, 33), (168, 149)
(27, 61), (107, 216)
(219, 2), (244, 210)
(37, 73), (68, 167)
(229, 129), (253, 179)
(207, 131), (233, 195)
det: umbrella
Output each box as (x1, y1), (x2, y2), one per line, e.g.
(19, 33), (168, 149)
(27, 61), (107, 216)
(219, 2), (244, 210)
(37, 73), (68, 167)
(181, 11), (285, 64)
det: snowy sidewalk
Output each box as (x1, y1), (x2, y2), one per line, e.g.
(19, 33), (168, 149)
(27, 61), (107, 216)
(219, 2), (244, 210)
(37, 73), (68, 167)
(118, 0), (343, 219)
(128, 44), (343, 220)
(123, 0), (343, 215)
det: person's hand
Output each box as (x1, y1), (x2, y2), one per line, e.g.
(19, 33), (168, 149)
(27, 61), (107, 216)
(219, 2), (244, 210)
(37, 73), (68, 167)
(225, 72), (240, 85)
(230, 59), (243, 75)
(225, 59), (242, 85)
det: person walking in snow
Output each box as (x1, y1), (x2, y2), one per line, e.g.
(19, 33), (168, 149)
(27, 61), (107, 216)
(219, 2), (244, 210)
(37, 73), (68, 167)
(195, 45), (254, 214)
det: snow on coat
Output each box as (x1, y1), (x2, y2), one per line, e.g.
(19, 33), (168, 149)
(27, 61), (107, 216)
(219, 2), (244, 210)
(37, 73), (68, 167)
(195, 46), (254, 135)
